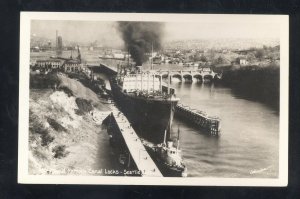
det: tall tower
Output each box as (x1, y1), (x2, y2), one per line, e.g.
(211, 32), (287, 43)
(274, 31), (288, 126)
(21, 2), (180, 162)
(56, 30), (58, 50)
(56, 30), (63, 56)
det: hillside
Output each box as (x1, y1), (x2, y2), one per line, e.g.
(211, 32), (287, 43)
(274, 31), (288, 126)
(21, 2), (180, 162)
(29, 75), (116, 175)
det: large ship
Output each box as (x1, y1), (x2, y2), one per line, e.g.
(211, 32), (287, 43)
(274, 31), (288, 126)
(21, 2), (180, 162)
(109, 64), (180, 144)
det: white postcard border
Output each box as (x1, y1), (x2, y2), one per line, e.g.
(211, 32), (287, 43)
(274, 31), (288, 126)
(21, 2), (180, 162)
(18, 12), (289, 186)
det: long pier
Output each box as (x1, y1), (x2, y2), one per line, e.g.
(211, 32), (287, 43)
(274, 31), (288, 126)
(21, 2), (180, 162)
(107, 107), (163, 177)
(175, 103), (221, 136)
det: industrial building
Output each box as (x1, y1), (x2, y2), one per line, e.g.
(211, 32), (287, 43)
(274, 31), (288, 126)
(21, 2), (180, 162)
(35, 59), (64, 69)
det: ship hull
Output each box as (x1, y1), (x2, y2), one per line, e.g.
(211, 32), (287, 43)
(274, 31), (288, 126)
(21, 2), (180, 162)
(110, 78), (178, 144)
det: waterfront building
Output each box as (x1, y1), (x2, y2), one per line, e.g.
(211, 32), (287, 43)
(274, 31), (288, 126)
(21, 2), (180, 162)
(35, 59), (64, 69)
(64, 60), (82, 73)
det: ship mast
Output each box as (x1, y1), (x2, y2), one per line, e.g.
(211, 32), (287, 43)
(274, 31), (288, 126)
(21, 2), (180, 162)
(141, 72), (143, 90)
(176, 126), (180, 151)
(151, 42), (154, 92)
(163, 130), (167, 145)
(168, 71), (170, 94)
(168, 95), (172, 140)
(127, 48), (130, 68)
(165, 91), (173, 142)
(147, 72), (149, 93)
(153, 72), (155, 92)
(151, 42), (153, 70)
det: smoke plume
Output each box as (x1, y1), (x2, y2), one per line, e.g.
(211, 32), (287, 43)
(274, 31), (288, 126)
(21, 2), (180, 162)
(117, 22), (164, 66)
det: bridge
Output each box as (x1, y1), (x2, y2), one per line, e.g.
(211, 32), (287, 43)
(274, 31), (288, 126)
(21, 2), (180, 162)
(154, 69), (221, 82)
(94, 63), (221, 83)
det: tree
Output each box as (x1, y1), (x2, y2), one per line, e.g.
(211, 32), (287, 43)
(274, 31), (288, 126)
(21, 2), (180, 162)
(255, 49), (265, 60)
(200, 54), (208, 62)
(263, 45), (268, 50)
(216, 56), (224, 64)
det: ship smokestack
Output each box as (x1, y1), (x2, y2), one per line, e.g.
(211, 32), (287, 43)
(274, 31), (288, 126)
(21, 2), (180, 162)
(117, 22), (164, 66)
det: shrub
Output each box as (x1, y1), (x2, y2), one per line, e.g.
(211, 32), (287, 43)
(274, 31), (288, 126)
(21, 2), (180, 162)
(58, 86), (73, 97)
(41, 133), (55, 147)
(52, 145), (69, 159)
(29, 112), (55, 147)
(74, 109), (84, 116)
(29, 119), (47, 135)
(47, 118), (67, 132)
(30, 73), (61, 89)
(75, 98), (93, 114)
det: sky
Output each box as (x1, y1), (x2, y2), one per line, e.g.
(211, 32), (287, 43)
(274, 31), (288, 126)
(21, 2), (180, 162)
(164, 22), (280, 41)
(31, 20), (280, 46)
(31, 20), (123, 46)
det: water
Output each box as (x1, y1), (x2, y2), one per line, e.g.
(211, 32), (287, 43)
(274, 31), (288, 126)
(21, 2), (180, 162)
(94, 70), (279, 178)
(170, 82), (279, 178)
(87, 59), (279, 177)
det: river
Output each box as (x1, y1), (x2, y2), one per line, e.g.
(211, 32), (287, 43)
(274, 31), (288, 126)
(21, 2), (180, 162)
(170, 82), (279, 178)
(97, 71), (279, 178)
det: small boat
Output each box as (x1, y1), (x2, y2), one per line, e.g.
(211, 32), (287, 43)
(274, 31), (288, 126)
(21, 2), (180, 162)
(142, 127), (187, 177)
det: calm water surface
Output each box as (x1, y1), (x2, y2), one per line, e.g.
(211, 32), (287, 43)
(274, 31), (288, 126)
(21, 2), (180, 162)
(98, 72), (279, 178)
(170, 82), (279, 178)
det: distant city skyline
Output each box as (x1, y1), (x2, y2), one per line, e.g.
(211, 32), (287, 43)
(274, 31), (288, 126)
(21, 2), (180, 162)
(31, 20), (280, 47)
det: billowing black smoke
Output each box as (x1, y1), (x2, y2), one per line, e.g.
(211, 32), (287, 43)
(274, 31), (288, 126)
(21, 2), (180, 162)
(118, 22), (164, 66)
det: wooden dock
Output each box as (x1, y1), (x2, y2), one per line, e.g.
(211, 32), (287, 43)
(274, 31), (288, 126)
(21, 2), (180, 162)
(109, 106), (163, 177)
(175, 103), (221, 136)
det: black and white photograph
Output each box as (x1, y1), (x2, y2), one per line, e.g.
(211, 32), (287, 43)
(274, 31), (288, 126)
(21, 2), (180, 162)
(18, 12), (288, 186)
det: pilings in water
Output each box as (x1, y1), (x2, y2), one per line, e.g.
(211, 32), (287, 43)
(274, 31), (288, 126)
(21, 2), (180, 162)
(175, 103), (221, 136)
